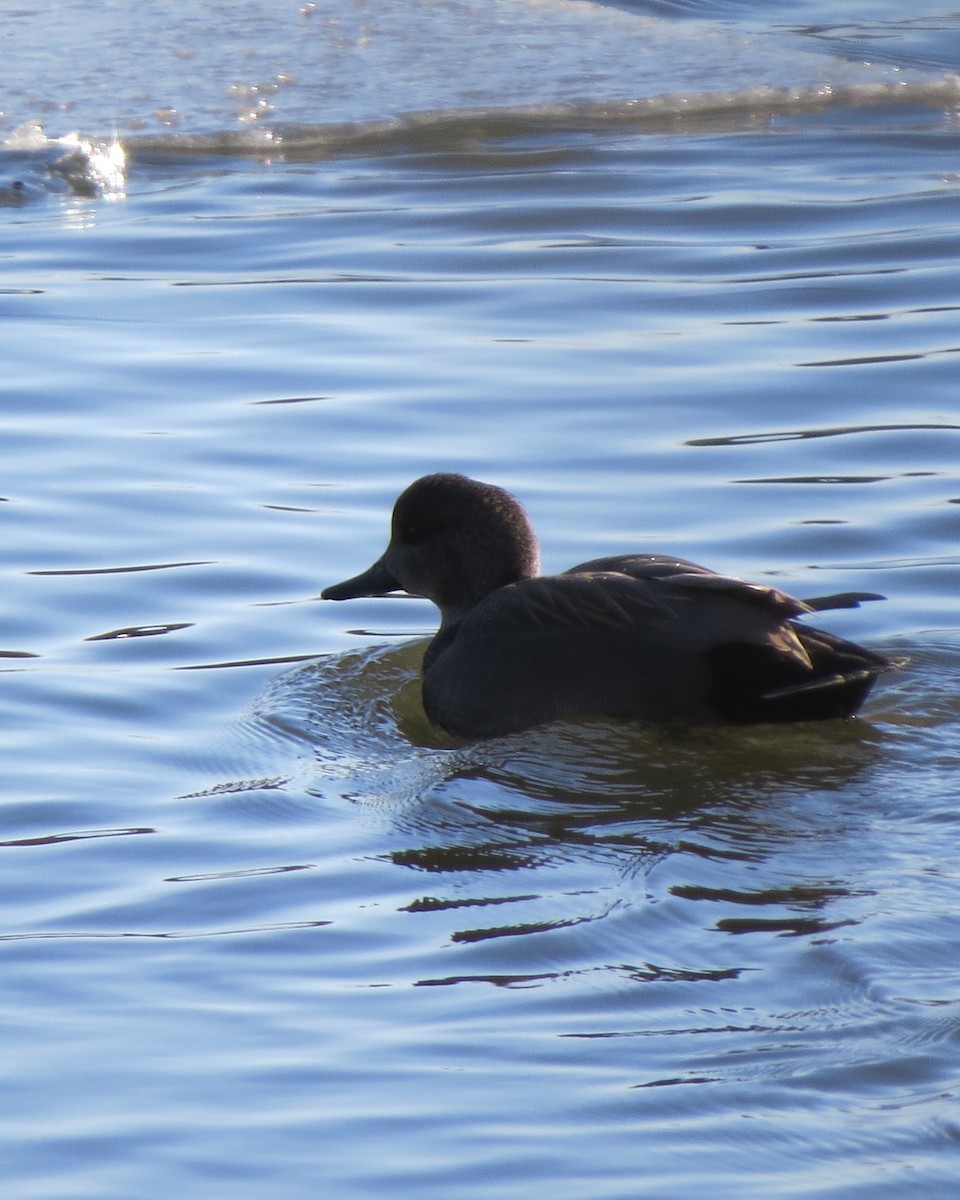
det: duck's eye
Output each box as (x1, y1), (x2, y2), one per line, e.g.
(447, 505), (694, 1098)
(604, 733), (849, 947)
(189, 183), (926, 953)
(401, 523), (426, 544)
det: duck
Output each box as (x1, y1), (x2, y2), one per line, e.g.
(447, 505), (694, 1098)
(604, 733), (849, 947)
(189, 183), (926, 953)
(321, 472), (894, 739)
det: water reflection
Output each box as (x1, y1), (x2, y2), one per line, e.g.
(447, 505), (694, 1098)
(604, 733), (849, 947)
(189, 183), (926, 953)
(256, 640), (887, 811)
(238, 639), (911, 972)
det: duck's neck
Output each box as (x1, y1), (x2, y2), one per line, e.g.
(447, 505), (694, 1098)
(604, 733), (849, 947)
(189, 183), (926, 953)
(435, 562), (534, 629)
(424, 618), (461, 669)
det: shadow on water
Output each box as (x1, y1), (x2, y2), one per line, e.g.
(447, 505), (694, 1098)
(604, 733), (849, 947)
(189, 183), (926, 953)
(251, 637), (891, 816)
(240, 635), (953, 884)
(1, 625), (944, 1010)
(173, 634), (960, 996)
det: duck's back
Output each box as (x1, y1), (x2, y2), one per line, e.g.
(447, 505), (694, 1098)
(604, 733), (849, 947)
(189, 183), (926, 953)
(420, 559), (890, 738)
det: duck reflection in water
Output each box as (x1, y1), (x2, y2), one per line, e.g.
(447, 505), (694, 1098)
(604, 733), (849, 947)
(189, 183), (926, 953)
(322, 473), (896, 740)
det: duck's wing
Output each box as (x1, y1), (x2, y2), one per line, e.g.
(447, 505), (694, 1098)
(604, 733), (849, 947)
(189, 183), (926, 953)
(568, 554), (886, 614)
(491, 569), (814, 665)
(800, 591), (886, 612)
(566, 553), (716, 582)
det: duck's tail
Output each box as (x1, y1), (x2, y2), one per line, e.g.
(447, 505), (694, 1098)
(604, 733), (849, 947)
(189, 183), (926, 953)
(707, 626), (901, 723)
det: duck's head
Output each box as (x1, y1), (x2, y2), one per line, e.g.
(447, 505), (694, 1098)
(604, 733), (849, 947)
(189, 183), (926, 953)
(321, 473), (540, 623)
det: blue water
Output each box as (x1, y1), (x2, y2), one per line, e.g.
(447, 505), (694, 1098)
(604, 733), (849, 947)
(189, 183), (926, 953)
(2, 2), (960, 1197)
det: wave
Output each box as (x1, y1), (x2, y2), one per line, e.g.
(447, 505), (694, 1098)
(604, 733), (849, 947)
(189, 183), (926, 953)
(126, 74), (960, 161)
(3, 0), (958, 170)
(5, 71), (959, 202)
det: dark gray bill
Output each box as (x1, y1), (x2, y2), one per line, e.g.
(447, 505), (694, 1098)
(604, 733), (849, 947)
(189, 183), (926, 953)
(321, 558), (400, 600)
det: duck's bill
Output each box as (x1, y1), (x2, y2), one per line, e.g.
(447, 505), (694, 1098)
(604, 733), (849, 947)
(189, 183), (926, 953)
(321, 558), (401, 600)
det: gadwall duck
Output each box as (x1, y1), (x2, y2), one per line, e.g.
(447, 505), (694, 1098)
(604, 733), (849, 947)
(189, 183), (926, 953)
(322, 473), (894, 738)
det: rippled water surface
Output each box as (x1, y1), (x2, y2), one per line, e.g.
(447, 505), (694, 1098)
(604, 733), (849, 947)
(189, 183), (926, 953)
(2, 1), (960, 1196)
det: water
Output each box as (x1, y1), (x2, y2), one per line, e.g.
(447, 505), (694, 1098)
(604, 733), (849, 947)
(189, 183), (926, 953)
(2, 1), (960, 1196)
